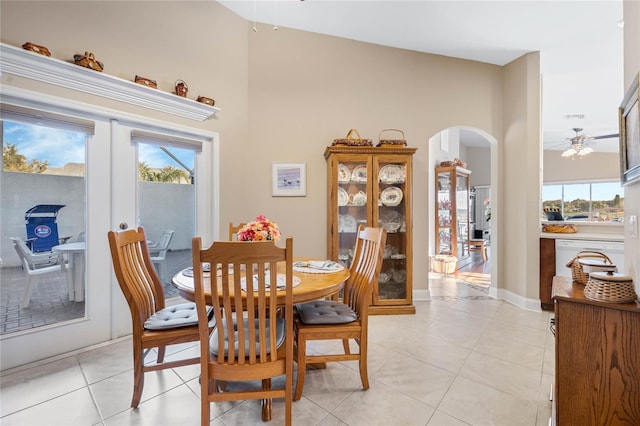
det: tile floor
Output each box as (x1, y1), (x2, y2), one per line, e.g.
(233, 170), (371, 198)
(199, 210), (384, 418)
(0, 272), (555, 426)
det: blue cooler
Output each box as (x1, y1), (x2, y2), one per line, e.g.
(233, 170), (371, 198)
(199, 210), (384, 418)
(25, 204), (65, 252)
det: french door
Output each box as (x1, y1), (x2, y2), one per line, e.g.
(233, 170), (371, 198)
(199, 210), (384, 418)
(1, 119), (114, 370)
(0, 88), (218, 370)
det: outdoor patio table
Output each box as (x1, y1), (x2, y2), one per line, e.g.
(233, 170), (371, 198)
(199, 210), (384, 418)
(52, 242), (86, 302)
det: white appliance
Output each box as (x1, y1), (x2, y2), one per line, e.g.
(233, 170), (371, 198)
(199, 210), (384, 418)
(555, 239), (625, 278)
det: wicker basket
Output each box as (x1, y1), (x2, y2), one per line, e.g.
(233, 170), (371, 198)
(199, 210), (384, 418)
(584, 271), (636, 303)
(566, 251), (614, 284)
(73, 52), (104, 72)
(197, 96), (215, 106)
(439, 158), (467, 168)
(134, 75), (157, 89)
(542, 223), (578, 234)
(377, 129), (407, 147)
(332, 129), (373, 147)
(22, 42), (51, 57)
(432, 255), (457, 274)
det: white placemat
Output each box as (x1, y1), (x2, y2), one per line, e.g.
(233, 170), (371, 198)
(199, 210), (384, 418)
(293, 260), (344, 274)
(240, 274), (302, 291)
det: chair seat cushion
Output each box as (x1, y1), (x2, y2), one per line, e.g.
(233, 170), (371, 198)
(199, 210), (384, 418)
(144, 302), (211, 330)
(296, 300), (357, 324)
(210, 318), (285, 356)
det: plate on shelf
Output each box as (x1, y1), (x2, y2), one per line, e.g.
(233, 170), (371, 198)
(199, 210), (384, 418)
(392, 269), (406, 283)
(338, 187), (349, 206)
(380, 210), (402, 232)
(380, 186), (403, 206)
(338, 164), (351, 183)
(351, 165), (368, 183)
(339, 214), (357, 232)
(378, 164), (405, 184)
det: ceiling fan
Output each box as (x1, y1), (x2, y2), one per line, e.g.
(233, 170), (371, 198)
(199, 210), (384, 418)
(560, 127), (619, 159)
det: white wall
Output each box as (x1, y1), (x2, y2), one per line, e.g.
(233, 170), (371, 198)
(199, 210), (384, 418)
(543, 151), (620, 182)
(138, 181), (195, 250)
(1, 172), (85, 265)
(466, 147), (491, 186)
(1, 172), (195, 267)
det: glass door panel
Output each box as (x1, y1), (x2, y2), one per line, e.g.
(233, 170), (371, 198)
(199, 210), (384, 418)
(336, 159), (369, 268)
(456, 173), (469, 258)
(436, 170), (453, 254)
(377, 159), (408, 300)
(1, 120), (87, 334)
(137, 142), (196, 298)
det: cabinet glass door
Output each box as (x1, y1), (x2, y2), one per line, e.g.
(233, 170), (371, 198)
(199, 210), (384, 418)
(376, 159), (408, 300)
(437, 171), (453, 254)
(336, 160), (369, 268)
(456, 173), (469, 258)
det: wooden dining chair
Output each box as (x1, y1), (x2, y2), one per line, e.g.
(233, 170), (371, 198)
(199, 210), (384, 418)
(192, 237), (294, 426)
(228, 222), (247, 241)
(293, 225), (386, 401)
(108, 227), (210, 408)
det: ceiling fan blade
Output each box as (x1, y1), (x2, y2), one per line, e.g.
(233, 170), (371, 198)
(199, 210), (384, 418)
(592, 133), (619, 140)
(544, 140), (570, 149)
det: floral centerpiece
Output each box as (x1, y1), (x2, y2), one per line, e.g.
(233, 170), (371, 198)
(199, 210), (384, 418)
(237, 215), (281, 242)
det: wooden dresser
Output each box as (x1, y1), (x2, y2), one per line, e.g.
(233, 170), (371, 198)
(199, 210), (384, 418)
(552, 276), (640, 425)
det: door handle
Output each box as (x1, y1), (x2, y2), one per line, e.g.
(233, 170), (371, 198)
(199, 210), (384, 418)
(119, 223), (128, 230)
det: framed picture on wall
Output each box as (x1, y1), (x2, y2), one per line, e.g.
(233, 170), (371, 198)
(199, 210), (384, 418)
(272, 162), (306, 196)
(619, 72), (640, 186)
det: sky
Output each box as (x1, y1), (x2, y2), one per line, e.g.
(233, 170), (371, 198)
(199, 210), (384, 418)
(3, 121), (195, 170)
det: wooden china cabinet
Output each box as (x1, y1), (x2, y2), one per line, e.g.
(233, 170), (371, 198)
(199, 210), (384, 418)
(435, 165), (471, 269)
(325, 145), (417, 315)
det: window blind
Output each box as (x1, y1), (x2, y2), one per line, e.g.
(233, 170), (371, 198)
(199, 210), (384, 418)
(0, 103), (95, 135)
(130, 129), (203, 152)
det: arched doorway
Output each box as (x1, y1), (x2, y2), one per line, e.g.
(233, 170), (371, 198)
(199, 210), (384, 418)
(427, 126), (498, 297)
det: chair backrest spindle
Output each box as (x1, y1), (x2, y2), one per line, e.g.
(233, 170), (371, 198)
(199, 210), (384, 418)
(108, 227), (165, 327)
(344, 225), (387, 322)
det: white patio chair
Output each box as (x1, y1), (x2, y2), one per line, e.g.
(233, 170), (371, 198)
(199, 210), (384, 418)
(148, 230), (174, 283)
(10, 237), (66, 308)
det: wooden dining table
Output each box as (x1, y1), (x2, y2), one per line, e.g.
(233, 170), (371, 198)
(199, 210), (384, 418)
(171, 258), (350, 421)
(171, 258), (350, 306)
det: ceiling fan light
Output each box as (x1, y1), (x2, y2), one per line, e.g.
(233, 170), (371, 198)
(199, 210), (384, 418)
(579, 147), (594, 155)
(562, 147), (577, 157)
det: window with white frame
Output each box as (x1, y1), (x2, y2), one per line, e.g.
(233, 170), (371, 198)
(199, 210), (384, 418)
(542, 181), (624, 222)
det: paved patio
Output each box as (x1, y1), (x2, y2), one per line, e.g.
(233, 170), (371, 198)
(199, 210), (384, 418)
(0, 249), (192, 335)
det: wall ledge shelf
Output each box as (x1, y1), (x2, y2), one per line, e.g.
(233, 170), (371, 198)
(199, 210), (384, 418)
(0, 43), (219, 121)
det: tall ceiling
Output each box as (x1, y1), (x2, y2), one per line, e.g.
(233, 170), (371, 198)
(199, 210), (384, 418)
(218, 0), (624, 153)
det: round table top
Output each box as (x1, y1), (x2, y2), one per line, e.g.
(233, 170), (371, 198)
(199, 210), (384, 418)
(172, 259), (350, 305)
(52, 242), (86, 253)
